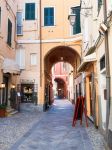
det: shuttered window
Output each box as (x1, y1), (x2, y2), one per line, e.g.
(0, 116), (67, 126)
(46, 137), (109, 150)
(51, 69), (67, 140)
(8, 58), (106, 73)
(25, 3), (35, 20)
(7, 19), (12, 47)
(17, 12), (23, 35)
(71, 6), (81, 35)
(44, 7), (54, 26)
(98, 0), (102, 13)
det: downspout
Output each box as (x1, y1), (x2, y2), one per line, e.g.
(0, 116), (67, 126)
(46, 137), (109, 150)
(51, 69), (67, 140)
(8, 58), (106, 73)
(103, 0), (110, 139)
(39, 0), (42, 87)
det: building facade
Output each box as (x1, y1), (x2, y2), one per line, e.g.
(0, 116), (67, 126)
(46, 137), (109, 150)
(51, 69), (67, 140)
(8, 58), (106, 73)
(0, 0), (20, 111)
(78, 0), (112, 149)
(17, 0), (40, 105)
(16, 0), (82, 111)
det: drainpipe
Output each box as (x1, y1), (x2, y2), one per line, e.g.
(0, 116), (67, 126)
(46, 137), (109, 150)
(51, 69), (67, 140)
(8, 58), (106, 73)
(103, 0), (110, 140)
(39, 0), (42, 87)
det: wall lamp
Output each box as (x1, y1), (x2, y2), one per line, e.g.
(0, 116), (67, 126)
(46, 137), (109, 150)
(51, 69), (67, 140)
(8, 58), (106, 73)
(68, 14), (76, 26)
(11, 84), (16, 89)
(0, 83), (5, 88)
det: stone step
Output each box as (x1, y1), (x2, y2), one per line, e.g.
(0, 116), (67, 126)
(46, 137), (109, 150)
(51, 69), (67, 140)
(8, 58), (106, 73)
(6, 108), (18, 116)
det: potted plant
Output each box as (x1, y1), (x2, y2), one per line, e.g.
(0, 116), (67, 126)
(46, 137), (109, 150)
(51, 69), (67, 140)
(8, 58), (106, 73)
(0, 104), (7, 117)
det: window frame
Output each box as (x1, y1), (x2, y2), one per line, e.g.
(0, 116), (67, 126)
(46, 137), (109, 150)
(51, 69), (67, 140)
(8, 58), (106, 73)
(43, 6), (55, 27)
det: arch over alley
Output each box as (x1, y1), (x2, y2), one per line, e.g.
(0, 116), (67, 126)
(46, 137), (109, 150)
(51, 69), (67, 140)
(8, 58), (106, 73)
(42, 45), (81, 110)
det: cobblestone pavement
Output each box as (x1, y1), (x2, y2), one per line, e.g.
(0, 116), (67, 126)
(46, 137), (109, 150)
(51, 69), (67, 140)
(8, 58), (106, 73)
(0, 100), (105, 150)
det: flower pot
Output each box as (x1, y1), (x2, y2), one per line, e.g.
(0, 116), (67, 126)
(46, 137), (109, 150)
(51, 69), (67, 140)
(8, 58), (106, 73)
(0, 108), (6, 117)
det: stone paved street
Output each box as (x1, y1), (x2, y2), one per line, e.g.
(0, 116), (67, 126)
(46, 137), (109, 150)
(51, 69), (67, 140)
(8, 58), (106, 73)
(0, 100), (105, 150)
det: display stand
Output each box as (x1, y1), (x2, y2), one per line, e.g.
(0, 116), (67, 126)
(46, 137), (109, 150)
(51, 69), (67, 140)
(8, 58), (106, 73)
(72, 96), (88, 127)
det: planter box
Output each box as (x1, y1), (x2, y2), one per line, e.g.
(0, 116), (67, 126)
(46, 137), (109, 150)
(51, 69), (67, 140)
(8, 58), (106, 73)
(0, 108), (6, 117)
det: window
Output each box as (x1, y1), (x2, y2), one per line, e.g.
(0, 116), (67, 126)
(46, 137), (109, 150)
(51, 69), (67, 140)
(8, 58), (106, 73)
(16, 48), (25, 69)
(0, 7), (1, 31)
(98, 0), (102, 13)
(71, 6), (81, 35)
(100, 55), (105, 70)
(7, 19), (12, 47)
(44, 7), (54, 26)
(30, 53), (37, 65)
(17, 12), (23, 35)
(25, 3), (35, 20)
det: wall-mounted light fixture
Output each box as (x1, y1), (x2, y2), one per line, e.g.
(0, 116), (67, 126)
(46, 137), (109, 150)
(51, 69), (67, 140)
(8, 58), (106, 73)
(0, 83), (5, 88)
(11, 84), (15, 89)
(68, 14), (76, 26)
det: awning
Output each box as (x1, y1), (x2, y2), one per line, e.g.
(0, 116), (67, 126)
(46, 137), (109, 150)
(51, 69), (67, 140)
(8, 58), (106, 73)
(2, 58), (20, 74)
(77, 52), (96, 72)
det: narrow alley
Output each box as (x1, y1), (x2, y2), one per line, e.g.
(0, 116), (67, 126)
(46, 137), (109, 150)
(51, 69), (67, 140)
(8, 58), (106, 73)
(0, 100), (105, 150)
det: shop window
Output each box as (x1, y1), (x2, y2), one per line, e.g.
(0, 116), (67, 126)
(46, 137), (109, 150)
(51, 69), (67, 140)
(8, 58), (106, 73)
(25, 3), (35, 20)
(71, 6), (81, 35)
(100, 55), (105, 70)
(7, 19), (12, 47)
(44, 7), (54, 26)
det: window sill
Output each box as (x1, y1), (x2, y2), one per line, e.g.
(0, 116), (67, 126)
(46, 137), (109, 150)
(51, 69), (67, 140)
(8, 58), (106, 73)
(42, 25), (56, 28)
(17, 34), (23, 36)
(70, 32), (81, 37)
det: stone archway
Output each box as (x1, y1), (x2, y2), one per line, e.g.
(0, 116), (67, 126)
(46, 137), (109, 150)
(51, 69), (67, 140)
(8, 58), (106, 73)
(41, 45), (81, 110)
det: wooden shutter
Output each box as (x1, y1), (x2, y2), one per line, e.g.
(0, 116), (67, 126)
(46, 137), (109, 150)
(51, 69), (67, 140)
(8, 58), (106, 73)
(7, 19), (12, 46)
(72, 6), (81, 35)
(44, 7), (54, 26)
(25, 3), (35, 20)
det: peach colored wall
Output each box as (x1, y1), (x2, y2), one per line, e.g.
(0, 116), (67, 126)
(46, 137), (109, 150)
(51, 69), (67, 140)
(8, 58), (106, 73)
(0, 0), (17, 60)
(0, 0), (17, 85)
(17, 0), (39, 40)
(17, 0), (82, 105)
(41, 0), (80, 40)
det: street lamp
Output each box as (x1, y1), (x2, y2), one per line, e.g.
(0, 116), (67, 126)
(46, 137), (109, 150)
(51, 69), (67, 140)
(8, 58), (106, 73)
(68, 14), (76, 26)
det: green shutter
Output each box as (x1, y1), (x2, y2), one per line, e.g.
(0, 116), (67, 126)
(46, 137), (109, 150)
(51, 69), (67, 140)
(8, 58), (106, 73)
(73, 6), (81, 35)
(98, 0), (102, 13)
(25, 3), (35, 20)
(7, 19), (12, 46)
(44, 7), (54, 26)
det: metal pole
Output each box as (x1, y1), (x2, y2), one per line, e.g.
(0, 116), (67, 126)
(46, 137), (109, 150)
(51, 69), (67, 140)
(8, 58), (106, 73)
(103, 0), (111, 138)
